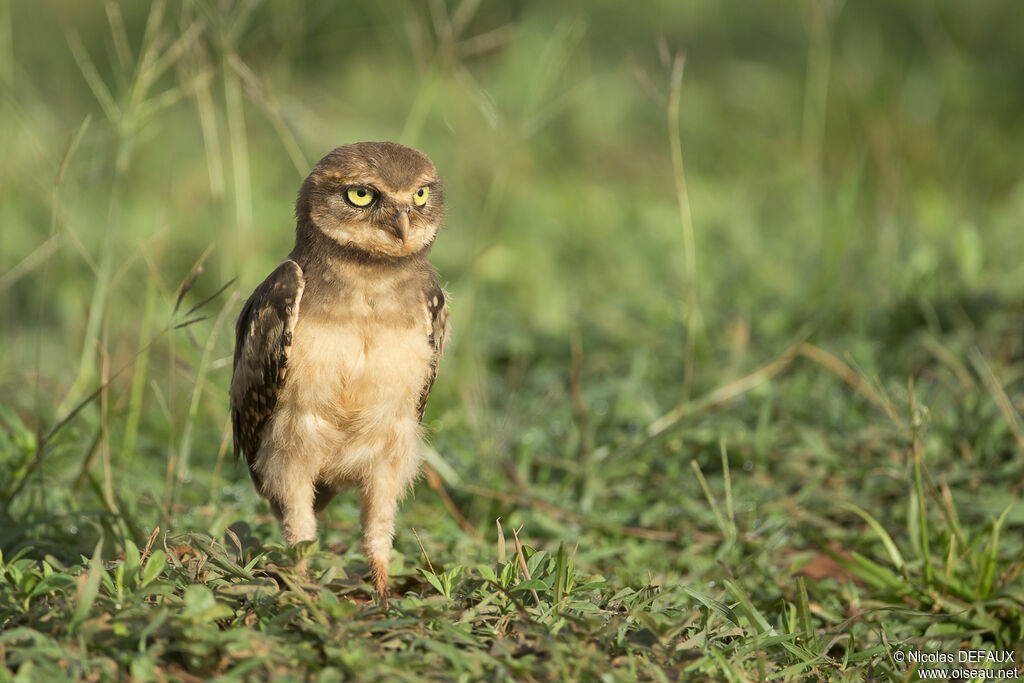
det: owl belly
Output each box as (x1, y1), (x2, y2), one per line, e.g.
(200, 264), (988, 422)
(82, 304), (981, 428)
(264, 308), (432, 489)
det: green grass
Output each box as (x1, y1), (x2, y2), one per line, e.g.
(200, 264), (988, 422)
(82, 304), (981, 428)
(3, 1), (1024, 680)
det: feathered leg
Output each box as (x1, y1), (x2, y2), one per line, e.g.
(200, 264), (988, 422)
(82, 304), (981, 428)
(270, 480), (317, 547)
(359, 467), (403, 607)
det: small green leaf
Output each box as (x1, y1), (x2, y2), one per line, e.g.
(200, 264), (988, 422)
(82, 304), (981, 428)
(499, 560), (517, 588)
(29, 573), (77, 598)
(123, 538), (141, 590)
(71, 537), (104, 632)
(130, 655), (158, 681)
(568, 600), (600, 613)
(181, 585), (231, 622)
(525, 549), (548, 578)
(114, 561), (126, 601)
(419, 568), (446, 596)
(477, 564), (498, 583)
(511, 579), (547, 593)
(554, 541), (568, 604)
(682, 586), (740, 627)
(574, 578), (607, 593)
(293, 539), (319, 561)
(141, 550), (165, 587)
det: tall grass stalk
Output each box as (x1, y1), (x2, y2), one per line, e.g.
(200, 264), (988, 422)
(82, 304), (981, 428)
(175, 289), (238, 496)
(224, 59), (252, 259)
(666, 51), (699, 401)
(908, 377), (932, 587)
(801, 0), (845, 300)
(120, 277), (157, 463)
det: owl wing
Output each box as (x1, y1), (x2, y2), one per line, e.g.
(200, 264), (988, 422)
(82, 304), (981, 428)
(417, 279), (449, 421)
(229, 259), (305, 484)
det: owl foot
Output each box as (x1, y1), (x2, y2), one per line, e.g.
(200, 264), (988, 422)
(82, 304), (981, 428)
(371, 559), (391, 610)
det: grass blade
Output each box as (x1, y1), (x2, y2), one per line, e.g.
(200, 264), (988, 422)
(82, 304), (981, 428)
(70, 537), (104, 633)
(682, 586), (740, 627)
(979, 505), (1011, 599)
(724, 579), (772, 635)
(838, 502), (905, 572)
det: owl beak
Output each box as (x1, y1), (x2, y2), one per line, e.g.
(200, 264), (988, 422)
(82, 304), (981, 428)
(384, 206), (410, 242)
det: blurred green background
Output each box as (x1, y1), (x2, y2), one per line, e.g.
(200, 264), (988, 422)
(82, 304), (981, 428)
(2, 0), (1023, 561)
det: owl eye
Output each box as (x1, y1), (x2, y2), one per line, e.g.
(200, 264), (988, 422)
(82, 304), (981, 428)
(413, 186), (430, 206)
(346, 186), (376, 207)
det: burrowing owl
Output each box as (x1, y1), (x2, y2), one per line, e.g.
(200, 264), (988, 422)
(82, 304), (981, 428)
(230, 142), (449, 604)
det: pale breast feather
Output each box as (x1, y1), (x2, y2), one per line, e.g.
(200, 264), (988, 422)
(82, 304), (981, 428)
(230, 259), (306, 482)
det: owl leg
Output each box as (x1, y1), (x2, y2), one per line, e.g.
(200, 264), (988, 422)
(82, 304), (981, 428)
(257, 441), (319, 549)
(269, 481), (318, 548)
(359, 468), (404, 606)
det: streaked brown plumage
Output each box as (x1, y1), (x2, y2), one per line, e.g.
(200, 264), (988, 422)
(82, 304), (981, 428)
(230, 142), (449, 604)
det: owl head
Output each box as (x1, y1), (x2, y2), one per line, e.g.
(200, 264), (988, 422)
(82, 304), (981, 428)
(297, 142), (444, 260)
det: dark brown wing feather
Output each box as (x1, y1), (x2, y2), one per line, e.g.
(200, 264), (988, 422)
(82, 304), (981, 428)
(417, 279), (449, 421)
(230, 260), (305, 489)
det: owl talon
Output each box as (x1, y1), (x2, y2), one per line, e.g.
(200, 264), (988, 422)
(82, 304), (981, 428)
(372, 566), (391, 610)
(377, 586), (391, 611)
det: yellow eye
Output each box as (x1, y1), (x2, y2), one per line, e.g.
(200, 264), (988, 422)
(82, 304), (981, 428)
(413, 186), (429, 206)
(346, 186), (375, 207)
